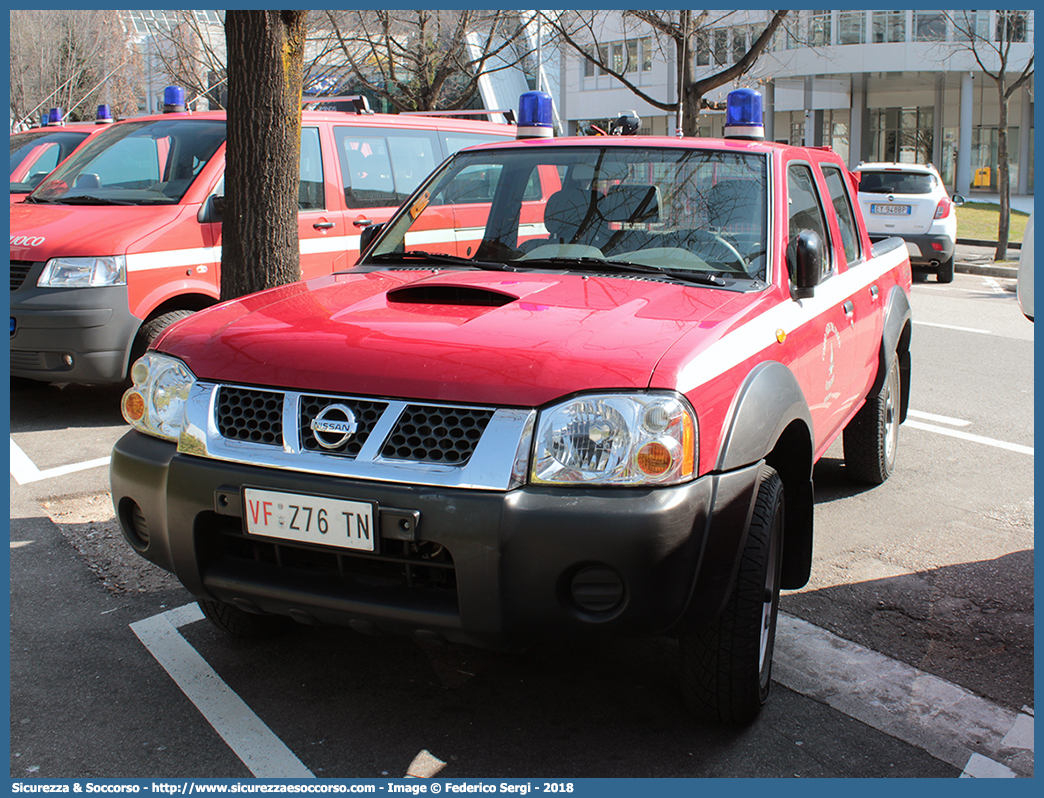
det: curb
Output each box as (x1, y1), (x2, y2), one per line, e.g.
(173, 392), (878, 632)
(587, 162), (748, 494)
(955, 261), (1018, 279)
(956, 238), (1021, 250)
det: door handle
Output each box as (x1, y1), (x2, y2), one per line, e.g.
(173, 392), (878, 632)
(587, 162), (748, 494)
(353, 218), (374, 228)
(843, 300), (855, 317)
(869, 284), (879, 299)
(313, 221), (335, 230)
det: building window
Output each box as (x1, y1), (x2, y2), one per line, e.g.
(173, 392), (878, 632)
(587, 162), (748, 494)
(732, 27), (748, 62)
(952, 11), (990, 42)
(640, 37), (653, 72)
(809, 10), (831, 46)
(714, 29), (729, 66)
(913, 11), (946, 42)
(838, 11), (865, 44)
(872, 11), (906, 43)
(696, 30), (710, 66)
(869, 107), (934, 165)
(996, 11), (1029, 43)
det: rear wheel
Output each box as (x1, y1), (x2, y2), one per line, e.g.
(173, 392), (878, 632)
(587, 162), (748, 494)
(843, 355), (901, 484)
(197, 598), (292, 639)
(937, 256), (955, 283)
(680, 466), (784, 724)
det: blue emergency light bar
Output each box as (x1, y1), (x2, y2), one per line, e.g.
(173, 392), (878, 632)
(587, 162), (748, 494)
(724, 88), (764, 140)
(163, 86), (186, 113)
(46, 108), (64, 126)
(517, 91), (554, 139)
(96, 104), (114, 124)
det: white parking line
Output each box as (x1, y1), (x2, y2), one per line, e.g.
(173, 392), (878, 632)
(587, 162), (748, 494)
(905, 420), (1034, 456)
(9, 437), (111, 485)
(136, 604), (1033, 777)
(913, 320), (992, 335)
(907, 409), (973, 427)
(774, 614), (1033, 777)
(130, 605), (314, 779)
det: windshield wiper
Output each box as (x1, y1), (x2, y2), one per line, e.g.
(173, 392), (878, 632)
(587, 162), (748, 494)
(369, 251), (517, 272)
(54, 195), (137, 206)
(521, 256), (728, 287)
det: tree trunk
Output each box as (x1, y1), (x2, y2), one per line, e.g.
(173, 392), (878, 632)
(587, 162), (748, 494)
(221, 10), (307, 301)
(995, 76), (1010, 261)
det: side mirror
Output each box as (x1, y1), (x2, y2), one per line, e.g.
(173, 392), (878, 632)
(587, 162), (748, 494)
(359, 222), (384, 257)
(952, 194), (965, 207)
(787, 230), (824, 300)
(197, 194), (224, 224)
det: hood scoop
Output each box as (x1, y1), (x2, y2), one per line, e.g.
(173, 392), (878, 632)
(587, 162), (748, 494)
(387, 284), (518, 307)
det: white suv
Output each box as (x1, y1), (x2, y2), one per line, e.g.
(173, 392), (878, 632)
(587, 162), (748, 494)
(854, 162), (963, 283)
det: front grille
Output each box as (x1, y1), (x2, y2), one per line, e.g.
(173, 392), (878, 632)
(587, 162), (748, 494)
(213, 385), (495, 467)
(11, 261), (33, 291)
(381, 405), (494, 464)
(217, 387), (283, 446)
(299, 395), (388, 457)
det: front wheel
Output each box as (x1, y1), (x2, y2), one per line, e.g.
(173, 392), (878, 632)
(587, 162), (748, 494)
(197, 598), (292, 639)
(843, 354), (901, 484)
(680, 465), (784, 724)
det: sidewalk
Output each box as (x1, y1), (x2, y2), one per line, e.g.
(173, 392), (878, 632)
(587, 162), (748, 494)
(961, 192), (1034, 215)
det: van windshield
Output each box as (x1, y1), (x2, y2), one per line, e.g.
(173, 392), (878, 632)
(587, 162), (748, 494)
(10, 129), (91, 194)
(29, 118), (226, 205)
(364, 144), (769, 285)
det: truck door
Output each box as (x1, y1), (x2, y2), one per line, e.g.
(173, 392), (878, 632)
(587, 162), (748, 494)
(783, 160), (861, 455)
(298, 125), (347, 280)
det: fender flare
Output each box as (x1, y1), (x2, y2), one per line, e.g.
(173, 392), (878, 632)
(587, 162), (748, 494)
(715, 360), (813, 474)
(713, 361), (815, 589)
(872, 285), (913, 420)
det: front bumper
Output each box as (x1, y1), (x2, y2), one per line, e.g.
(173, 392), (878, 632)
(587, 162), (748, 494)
(111, 430), (763, 649)
(10, 270), (139, 383)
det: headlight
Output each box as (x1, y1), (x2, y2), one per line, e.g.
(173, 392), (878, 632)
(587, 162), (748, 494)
(121, 353), (195, 442)
(38, 256), (127, 287)
(532, 393), (697, 486)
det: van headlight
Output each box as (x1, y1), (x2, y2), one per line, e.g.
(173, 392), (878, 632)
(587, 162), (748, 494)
(38, 256), (127, 287)
(532, 393), (697, 485)
(121, 353), (195, 442)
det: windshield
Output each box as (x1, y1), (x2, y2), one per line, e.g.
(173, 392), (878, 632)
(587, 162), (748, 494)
(365, 144), (769, 285)
(10, 129), (91, 193)
(858, 170), (936, 194)
(29, 118), (226, 205)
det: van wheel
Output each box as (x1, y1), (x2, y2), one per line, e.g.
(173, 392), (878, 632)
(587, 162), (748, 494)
(843, 354), (901, 484)
(128, 310), (195, 377)
(937, 256), (955, 283)
(680, 466), (784, 725)
(197, 598), (292, 639)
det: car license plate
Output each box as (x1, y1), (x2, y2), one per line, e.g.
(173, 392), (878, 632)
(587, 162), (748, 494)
(243, 487), (377, 552)
(870, 204), (911, 216)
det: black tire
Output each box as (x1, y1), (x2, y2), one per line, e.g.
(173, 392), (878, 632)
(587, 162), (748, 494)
(129, 309), (195, 375)
(197, 598), (292, 639)
(680, 465), (784, 725)
(843, 354), (901, 485)
(937, 256), (955, 283)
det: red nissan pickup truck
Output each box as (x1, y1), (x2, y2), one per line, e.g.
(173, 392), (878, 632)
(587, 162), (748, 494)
(110, 91), (912, 724)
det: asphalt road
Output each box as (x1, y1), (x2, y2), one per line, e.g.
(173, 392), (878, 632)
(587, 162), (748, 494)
(7, 270), (1034, 780)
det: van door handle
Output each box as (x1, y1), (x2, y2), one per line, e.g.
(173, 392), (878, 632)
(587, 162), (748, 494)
(843, 300), (855, 317)
(869, 284), (880, 299)
(313, 221), (335, 230)
(353, 218), (374, 228)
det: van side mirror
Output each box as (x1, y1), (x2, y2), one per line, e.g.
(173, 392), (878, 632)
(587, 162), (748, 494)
(787, 229), (824, 299)
(198, 194), (224, 224)
(359, 222), (384, 257)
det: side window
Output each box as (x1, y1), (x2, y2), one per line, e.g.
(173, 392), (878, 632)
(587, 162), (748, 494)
(298, 127), (324, 210)
(787, 163), (832, 281)
(432, 163), (503, 205)
(334, 127), (438, 209)
(822, 165), (861, 265)
(441, 132), (511, 156)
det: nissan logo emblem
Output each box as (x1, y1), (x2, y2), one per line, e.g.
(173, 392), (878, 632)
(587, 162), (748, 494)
(309, 404), (358, 449)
